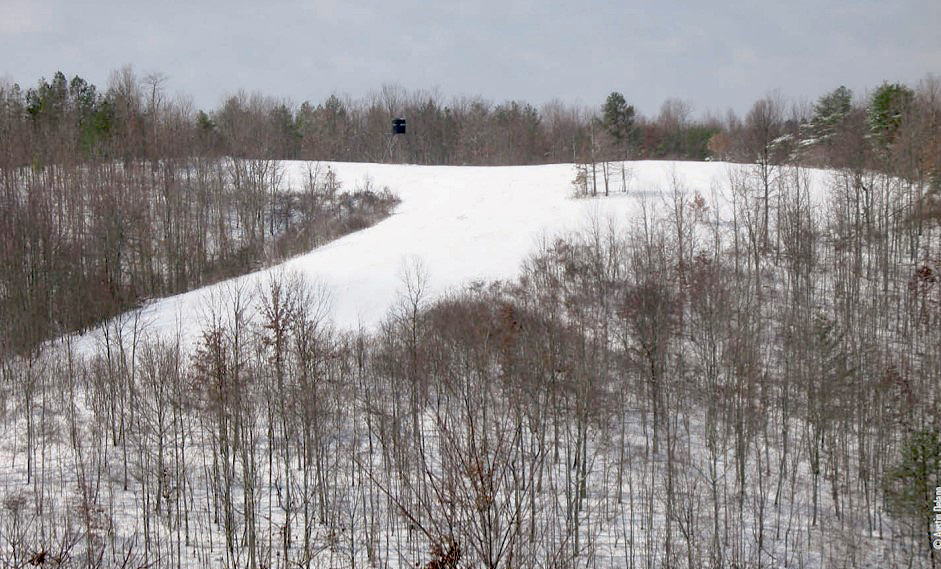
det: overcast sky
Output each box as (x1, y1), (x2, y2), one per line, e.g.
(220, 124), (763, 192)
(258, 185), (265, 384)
(2, 0), (939, 117)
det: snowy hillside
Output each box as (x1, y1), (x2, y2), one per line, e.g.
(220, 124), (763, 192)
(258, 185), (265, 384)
(10, 159), (932, 569)
(74, 160), (830, 352)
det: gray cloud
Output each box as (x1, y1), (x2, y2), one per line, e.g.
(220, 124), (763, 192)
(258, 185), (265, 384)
(2, 0), (938, 116)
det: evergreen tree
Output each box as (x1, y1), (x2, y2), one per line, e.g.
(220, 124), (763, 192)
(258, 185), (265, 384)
(601, 91), (635, 153)
(869, 82), (914, 149)
(811, 85), (852, 141)
(884, 428), (941, 540)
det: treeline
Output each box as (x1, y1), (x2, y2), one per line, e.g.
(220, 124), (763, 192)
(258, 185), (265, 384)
(4, 69), (940, 171)
(0, 69), (399, 353)
(3, 156), (941, 568)
(0, 72), (715, 169)
(576, 80), (941, 198)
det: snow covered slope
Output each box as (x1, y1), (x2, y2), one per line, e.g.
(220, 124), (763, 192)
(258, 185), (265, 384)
(73, 160), (830, 353)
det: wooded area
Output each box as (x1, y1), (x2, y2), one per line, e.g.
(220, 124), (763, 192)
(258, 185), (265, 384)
(1, 69), (940, 568)
(0, 69), (400, 353)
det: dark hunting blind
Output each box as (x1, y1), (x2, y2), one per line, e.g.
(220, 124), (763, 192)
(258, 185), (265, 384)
(392, 118), (407, 135)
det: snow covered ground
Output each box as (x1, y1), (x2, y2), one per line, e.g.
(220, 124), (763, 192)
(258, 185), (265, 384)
(12, 160), (924, 569)
(73, 160), (831, 353)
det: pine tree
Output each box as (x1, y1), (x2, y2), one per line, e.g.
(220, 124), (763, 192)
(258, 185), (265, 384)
(601, 91), (635, 154)
(883, 428), (941, 540)
(869, 82), (914, 150)
(811, 85), (852, 142)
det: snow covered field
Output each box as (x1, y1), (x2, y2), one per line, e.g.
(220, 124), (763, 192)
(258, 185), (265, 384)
(73, 160), (830, 352)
